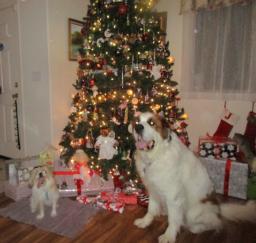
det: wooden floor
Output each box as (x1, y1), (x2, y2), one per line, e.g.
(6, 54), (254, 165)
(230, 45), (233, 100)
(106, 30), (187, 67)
(0, 194), (256, 243)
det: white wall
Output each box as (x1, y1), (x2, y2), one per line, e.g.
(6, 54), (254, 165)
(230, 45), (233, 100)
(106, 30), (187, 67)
(19, 0), (52, 156)
(48, 0), (88, 149)
(156, 0), (252, 151)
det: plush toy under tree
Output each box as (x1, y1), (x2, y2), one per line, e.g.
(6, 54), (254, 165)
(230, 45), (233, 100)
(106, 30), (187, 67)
(59, 0), (190, 186)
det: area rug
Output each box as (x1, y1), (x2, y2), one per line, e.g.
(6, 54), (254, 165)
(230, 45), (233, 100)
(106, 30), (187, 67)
(0, 197), (101, 238)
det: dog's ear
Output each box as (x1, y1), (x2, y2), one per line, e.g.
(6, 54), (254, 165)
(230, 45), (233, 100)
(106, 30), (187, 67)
(158, 115), (170, 140)
(160, 116), (170, 129)
(28, 168), (37, 187)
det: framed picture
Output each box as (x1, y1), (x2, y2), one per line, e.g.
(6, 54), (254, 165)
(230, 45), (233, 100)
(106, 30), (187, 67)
(68, 18), (84, 61)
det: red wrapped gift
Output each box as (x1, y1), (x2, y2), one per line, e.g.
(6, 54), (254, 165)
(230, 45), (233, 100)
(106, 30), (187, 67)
(117, 192), (137, 205)
(97, 192), (125, 213)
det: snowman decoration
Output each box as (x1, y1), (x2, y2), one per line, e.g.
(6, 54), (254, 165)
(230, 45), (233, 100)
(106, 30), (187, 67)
(94, 128), (118, 160)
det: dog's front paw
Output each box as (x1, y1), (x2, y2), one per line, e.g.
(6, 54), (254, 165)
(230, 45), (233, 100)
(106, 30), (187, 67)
(36, 213), (44, 220)
(134, 218), (150, 229)
(51, 211), (57, 217)
(158, 233), (174, 243)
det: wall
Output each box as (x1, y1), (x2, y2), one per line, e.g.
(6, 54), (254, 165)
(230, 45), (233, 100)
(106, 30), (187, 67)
(48, 0), (88, 149)
(155, 0), (252, 151)
(19, 0), (52, 156)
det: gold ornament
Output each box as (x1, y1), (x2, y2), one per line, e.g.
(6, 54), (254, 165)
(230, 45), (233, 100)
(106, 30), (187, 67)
(127, 89), (133, 96)
(168, 56), (175, 64)
(132, 97), (139, 105)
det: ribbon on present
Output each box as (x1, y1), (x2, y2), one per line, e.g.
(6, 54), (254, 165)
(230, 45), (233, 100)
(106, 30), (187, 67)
(223, 159), (232, 197)
(74, 178), (84, 196)
(53, 170), (79, 175)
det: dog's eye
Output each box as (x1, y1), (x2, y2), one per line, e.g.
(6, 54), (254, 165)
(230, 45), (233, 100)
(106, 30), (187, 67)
(148, 119), (155, 126)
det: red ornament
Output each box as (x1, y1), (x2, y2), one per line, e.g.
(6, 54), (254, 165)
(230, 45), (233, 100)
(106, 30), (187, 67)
(147, 63), (153, 70)
(99, 58), (107, 65)
(118, 4), (128, 15)
(89, 79), (95, 86)
(142, 33), (149, 42)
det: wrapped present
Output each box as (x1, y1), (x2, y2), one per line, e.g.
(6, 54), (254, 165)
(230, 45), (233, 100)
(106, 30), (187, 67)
(117, 192), (137, 205)
(201, 158), (248, 199)
(84, 174), (114, 196)
(6, 156), (40, 185)
(96, 192), (125, 213)
(77, 195), (98, 205)
(53, 159), (114, 197)
(198, 136), (238, 160)
(77, 192), (125, 213)
(137, 192), (149, 207)
(4, 181), (31, 201)
(53, 159), (83, 197)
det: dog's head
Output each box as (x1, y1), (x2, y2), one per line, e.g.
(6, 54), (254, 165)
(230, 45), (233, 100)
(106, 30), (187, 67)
(130, 112), (170, 151)
(29, 166), (52, 188)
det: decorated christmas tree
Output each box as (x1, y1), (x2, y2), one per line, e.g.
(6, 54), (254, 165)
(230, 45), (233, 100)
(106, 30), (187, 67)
(59, 0), (190, 186)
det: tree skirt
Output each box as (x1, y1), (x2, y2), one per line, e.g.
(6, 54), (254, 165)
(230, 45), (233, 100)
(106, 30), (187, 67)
(0, 197), (101, 238)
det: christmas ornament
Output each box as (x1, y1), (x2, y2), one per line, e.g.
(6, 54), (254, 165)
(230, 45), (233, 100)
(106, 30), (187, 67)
(89, 78), (95, 87)
(118, 3), (128, 15)
(168, 56), (175, 64)
(94, 62), (101, 69)
(151, 65), (162, 80)
(104, 29), (113, 38)
(94, 131), (118, 160)
(132, 97), (139, 105)
(91, 85), (99, 97)
(85, 129), (94, 149)
(127, 89), (133, 96)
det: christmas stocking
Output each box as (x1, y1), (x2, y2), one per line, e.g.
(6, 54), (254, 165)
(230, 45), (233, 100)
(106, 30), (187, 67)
(244, 110), (256, 151)
(213, 108), (239, 138)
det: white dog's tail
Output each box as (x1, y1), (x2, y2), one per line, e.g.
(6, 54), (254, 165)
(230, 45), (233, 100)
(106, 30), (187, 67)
(220, 201), (256, 222)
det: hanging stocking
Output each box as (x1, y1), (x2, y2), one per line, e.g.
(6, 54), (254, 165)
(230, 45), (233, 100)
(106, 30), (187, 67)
(244, 102), (256, 152)
(213, 104), (239, 138)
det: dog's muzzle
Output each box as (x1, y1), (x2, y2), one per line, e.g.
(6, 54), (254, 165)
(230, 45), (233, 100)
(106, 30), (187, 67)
(134, 124), (155, 151)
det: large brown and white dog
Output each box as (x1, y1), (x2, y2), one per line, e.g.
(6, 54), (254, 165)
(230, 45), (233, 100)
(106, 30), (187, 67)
(131, 112), (256, 243)
(29, 166), (59, 219)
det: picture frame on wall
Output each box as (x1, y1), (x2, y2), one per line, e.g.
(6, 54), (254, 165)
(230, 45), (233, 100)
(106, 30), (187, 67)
(68, 18), (84, 61)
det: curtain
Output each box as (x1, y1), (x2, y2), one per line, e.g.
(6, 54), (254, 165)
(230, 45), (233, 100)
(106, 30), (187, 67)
(180, 1), (256, 100)
(180, 0), (253, 13)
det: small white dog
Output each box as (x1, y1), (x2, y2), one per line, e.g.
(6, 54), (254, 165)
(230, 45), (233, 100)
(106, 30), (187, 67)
(29, 166), (59, 219)
(132, 112), (256, 243)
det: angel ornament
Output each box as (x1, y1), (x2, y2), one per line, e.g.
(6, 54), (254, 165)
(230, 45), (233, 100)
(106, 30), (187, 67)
(95, 129), (118, 160)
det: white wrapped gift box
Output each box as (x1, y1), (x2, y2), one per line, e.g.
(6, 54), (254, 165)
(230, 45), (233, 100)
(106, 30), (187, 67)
(201, 157), (248, 199)
(4, 181), (31, 201)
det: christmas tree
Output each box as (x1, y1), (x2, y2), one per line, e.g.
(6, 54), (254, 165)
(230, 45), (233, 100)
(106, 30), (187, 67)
(59, 0), (190, 186)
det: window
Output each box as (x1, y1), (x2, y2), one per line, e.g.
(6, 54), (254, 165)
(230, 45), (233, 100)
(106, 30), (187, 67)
(181, 1), (256, 100)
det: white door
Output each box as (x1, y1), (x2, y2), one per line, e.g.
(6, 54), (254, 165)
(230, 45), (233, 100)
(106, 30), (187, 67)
(0, 3), (23, 158)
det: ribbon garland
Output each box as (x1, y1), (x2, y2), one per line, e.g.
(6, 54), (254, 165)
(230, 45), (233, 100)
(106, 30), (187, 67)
(223, 159), (232, 197)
